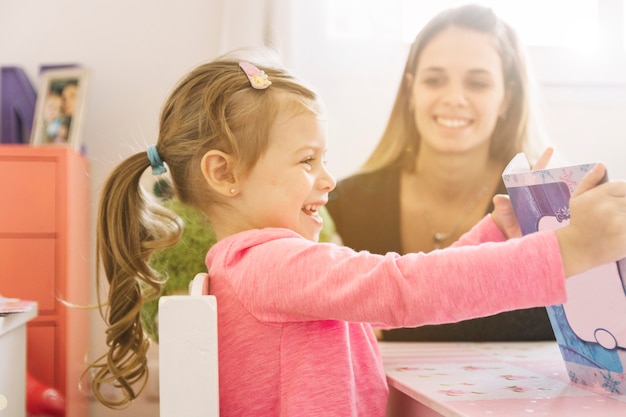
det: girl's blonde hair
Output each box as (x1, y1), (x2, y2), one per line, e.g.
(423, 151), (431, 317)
(362, 4), (547, 173)
(89, 49), (322, 408)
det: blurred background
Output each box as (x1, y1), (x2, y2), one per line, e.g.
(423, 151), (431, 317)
(2, 0), (626, 415)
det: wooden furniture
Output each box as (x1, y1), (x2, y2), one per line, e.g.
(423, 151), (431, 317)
(159, 273), (219, 417)
(0, 145), (90, 417)
(380, 341), (626, 417)
(0, 303), (37, 417)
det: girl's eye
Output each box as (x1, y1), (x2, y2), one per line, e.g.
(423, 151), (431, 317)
(301, 156), (314, 168)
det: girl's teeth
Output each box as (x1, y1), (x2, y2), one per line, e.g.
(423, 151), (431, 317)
(303, 205), (319, 214)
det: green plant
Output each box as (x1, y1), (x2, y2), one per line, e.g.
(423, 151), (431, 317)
(141, 197), (216, 341)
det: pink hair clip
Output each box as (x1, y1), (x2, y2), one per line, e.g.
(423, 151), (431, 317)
(239, 61), (272, 90)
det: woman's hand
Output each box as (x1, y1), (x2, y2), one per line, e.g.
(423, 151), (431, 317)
(491, 147), (554, 239)
(491, 194), (520, 239)
(532, 147), (553, 171)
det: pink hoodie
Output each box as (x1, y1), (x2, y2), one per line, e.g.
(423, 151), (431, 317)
(205, 215), (566, 416)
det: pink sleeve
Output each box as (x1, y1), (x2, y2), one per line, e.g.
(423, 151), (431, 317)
(451, 215), (506, 247)
(217, 227), (566, 329)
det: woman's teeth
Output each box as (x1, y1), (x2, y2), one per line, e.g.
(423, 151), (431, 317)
(437, 117), (469, 128)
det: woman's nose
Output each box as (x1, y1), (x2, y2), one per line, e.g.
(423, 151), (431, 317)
(441, 82), (468, 106)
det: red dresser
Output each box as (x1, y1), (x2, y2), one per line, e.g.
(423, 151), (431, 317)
(0, 144), (90, 416)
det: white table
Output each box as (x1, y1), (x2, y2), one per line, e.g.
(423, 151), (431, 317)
(380, 341), (626, 417)
(0, 302), (37, 417)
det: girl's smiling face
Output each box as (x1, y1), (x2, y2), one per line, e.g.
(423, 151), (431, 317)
(410, 26), (509, 155)
(235, 107), (336, 241)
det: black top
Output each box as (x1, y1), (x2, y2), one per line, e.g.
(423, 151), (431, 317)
(326, 163), (555, 342)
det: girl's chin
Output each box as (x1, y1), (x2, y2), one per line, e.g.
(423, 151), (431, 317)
(294, 212), (324, 240)
(301, 225), (323, 242)
(302, 226), (322, 242)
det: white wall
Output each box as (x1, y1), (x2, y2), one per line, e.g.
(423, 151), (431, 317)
(288, 2), (626, 181)
(1, 1), (223, 415)
(2, 1), (626, 416)
(541, 83), (626, 179)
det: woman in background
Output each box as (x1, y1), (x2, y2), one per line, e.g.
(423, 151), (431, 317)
(327, 4), (556, 341)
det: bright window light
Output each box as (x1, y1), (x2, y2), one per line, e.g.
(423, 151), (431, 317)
(401, 0), (599, 49)
(310, 0), (626, 84)
(326, 0), (601, 49)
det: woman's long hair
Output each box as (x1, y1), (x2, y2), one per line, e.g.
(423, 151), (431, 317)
(362, 4), (547, 174)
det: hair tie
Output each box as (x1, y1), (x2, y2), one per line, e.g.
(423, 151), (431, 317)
(147, 145), (166, 175)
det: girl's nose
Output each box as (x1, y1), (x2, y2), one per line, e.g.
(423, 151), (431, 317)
(319, 166), (336, 192)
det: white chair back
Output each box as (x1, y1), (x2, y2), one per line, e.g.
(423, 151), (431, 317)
(159, 273), (218, 417)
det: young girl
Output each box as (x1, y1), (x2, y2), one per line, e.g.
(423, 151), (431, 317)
(90, 50), (626, 416)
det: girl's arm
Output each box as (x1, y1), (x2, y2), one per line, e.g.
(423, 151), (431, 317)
(450, 214), (506, 248)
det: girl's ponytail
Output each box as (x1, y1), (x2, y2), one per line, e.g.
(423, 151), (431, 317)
(89, 151), (182, 408)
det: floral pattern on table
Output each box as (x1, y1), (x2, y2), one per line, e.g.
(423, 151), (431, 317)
(381, 342), (626, 417)
(387, 361), (588, 402)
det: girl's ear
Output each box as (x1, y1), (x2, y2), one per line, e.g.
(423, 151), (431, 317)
(200, 150), (239, 197)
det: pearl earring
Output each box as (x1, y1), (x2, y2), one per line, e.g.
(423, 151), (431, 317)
(230, 188), (236, 194)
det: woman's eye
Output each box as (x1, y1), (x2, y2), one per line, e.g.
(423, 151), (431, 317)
(466, 79), (491, 90)
(301, 157), (314, 167)
(422, 77), (443, 87)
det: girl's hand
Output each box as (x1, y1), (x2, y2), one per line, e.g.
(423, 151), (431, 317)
(556, 163), (626, 277)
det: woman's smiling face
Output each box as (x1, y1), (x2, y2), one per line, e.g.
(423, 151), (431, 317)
(410, 25), (509, 155)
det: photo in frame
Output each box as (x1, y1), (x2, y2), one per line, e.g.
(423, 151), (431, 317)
(30, 66), (89, 151)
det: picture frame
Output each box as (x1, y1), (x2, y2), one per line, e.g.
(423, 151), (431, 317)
(30, 66), (90, 151)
